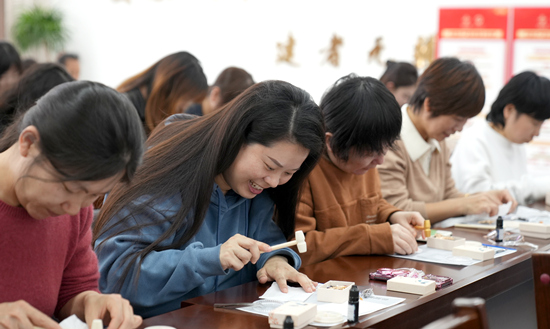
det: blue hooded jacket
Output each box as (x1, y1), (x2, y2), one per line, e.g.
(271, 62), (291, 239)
(95, 184), (301, 318)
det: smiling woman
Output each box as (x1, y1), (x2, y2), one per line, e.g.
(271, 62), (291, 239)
(0, 81), (144, 329)
(378, 57), (518, 223)
(93, 80), (325, 318)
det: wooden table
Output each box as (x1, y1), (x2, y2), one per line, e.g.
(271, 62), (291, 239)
(139, 226), (549, 329)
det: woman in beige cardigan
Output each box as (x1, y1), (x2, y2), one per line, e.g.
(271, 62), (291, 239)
(378, 58), (517, 223)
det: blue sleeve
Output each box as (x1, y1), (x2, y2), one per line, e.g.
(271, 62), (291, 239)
(247, 194), (302, 271)
(95, 197), (227, 308)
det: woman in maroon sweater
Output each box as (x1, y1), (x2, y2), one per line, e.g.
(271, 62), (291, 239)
(0, 81), (144, 329)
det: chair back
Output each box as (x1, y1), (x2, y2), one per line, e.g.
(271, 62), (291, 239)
(532, 250), (550, 329)
(421, 297), (489, 329)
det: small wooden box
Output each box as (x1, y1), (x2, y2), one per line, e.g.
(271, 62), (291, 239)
(520, 221), (550, 239)
(519, 221), (550, 233)
(427, 236), (465, 251)
(452, 242), (495, 260)
(317, 280), (355, 303)
(268, 301), (317, 329)
(386, 276), (436, 295)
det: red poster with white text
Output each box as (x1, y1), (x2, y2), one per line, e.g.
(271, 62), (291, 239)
(438, 8), (509, 113)
(511, 7), (550, 80)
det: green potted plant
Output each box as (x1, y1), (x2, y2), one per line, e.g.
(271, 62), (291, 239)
(12, 5), (68, 61)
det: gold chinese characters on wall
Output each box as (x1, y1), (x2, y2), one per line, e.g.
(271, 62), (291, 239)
(414, 35), (436, 70)
(277, 34), (298, 66)
(276, 33), (430, 68)
(320, 34), (343, 67)
(368, 37), (384, 65)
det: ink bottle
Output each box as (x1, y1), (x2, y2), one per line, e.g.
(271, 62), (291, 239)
(495, 216), (504, 243)
(347, 284), (359, 323)
(283, 315), (294, 329)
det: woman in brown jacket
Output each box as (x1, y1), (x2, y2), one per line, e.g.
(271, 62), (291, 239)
(295, 74), (424, 266)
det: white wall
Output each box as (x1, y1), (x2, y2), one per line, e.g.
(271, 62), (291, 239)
(6, 0), (550, 102)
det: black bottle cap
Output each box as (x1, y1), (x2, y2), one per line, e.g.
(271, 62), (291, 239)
(349, 284), (359, 302)
(496, 216), (503, 229)
(283, 315), (294, 329)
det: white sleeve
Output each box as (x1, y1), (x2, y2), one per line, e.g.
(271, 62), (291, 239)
(491, 174), (550, 205)
(452, 136), (550, 204)
(451, 136), (494, 194)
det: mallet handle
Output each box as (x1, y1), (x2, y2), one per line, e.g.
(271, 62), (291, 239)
(260, 240), (297, 254)
(270, 240), (298, 251)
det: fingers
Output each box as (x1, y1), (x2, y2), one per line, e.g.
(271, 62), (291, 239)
(130, 316), (142, 329)
(25, 303), (61, 329)
(258, 259), (317, 294)
(483, 192), (501, 204)
(394, 238), (414, 254)
(256, 268), (269, 284)
(84, 294), (141, 329)
(499, 190), (518, 213)
(0, 301), (61, 329)
(102, 297), (123, 329)
(391, 225), (417, 255)
(275, 276), (289, 293)
(393, 243), (406, 255)
(486, 203), (500, 217)
(232, 236), (262, 264)
(292, 273), (317, 293)
(410, 212), (425, 227)
(508, 198), (519, 213)
(405, 212), (424, 237)
(220, 235), (270, 271)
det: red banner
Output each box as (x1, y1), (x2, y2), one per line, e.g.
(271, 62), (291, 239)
(514, 8), (550, 40)
(439, 8), (509, 39)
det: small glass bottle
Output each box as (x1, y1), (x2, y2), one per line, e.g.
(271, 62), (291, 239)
(348, 285), (359, 323)
(495, 216), (504, 243)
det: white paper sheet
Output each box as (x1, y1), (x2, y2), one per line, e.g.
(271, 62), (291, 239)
(389, 244), (516, 266)
(258, 282), (314, 302)
(237, 282), (405, 324)
(436, 205), (550, 229)
(59, 315), (88, 329)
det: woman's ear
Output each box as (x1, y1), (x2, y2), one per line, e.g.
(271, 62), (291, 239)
(503, 104), (516, 122)
(423, 97), (431, 114)
(385, 81), (396, 91)
(325, 132), (333, 153)
(209, 86), (222, 109)
(18, 126), (40, 158)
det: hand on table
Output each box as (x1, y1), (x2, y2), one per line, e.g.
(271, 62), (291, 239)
(257, 256), (317, 293)
(0, 301), (61, 329)
(80, 292), (142, 329)
(463, 190), (517, 216)
(388, 211), (424, 254)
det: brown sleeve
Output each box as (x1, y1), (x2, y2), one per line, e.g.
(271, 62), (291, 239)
(442, 143), (463, 199)
(295, 180), (394, 266)
(378, 144), (428, 217)
(371, 168), (401, 221)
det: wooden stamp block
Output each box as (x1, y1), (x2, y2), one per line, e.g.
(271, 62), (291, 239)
(386, 276), (436, 295)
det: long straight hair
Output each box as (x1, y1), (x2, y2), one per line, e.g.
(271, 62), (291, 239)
(0, 81), (144, 182)
(94, 80), (325, 283)
(117, 51), (208, 133)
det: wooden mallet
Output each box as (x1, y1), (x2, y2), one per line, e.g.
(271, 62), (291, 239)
(262, 230), (307, 253)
